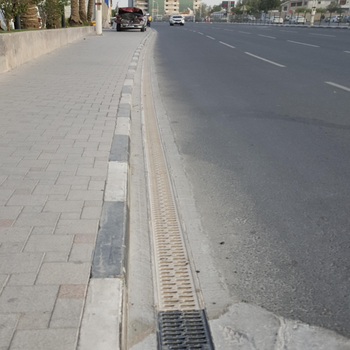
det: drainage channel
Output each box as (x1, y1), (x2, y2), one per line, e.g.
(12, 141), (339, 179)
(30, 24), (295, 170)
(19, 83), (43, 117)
(142, 36), (215, 350)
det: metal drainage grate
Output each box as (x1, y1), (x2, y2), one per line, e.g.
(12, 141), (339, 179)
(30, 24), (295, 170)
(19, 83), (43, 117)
(157, 310), (214, 350)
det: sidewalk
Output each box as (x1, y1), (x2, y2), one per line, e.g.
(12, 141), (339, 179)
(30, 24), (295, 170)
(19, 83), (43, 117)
(0, 28), (150, 350)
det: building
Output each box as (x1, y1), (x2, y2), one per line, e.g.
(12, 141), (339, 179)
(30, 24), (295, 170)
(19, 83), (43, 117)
(130, 0), (201, 18)
(281, 0), (349, 12)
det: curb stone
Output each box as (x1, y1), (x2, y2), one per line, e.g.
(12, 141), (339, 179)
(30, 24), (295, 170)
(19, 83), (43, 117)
(78, 31), (152, 350)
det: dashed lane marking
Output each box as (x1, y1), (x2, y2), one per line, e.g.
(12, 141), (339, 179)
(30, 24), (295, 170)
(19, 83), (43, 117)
(219, 41), (235, 48)
(309, 33), (336, 37)
(198, 32), (203, 35)
(287, 40), (319, 47)
(206, 35), (215, 40)
(259, 34), (276, 39)
(280, 30), (298, 33)
(325, 82), (350, 92)
(344, 51), (350, 53)
(245, 52), (286, 67)
(239, 31), (251, 34)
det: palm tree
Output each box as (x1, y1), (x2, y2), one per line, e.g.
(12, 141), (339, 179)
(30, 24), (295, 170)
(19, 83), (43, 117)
(69, 0), (81, 25)
(21, 3), (40, 29)
(79, 0), (87, 22)
(87, 0), (93, 21)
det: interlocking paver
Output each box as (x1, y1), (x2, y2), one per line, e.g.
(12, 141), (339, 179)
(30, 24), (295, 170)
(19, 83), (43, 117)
(0, 28), (146, 349)
(36, 262), (91, 285)
(10, 328), (77, 350)
(0, 285), (59, 312)
(0, 314), (19, 350)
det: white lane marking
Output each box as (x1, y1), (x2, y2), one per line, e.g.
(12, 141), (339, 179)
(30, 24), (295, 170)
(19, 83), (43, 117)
(259, 34), (276, 39)
(287, 40), (319, 47)
(309, 33), (335, 37)
(280, 30), (298, 33)
(325, 81), (350, 92)
(198, 32), (204, 35)
(219, 41), (235, 49)
(245, 52), (286, 67)
(207, 35), (215, 40)
(344, 51), (350, 54)
(239, 31), (251, 34)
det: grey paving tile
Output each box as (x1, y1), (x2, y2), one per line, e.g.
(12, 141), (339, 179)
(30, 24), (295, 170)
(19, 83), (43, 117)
(76, 167), (107, 177)
(81, 206), (102, 219)
(31, 227), (54, 235)
(56, 176), (90, 186)
(10, 328), (77, 350)
(50, 299), (84, 328)
(24, 234), (73, 252)
(0, 190), (14, 202)
(0, 314), (19, 350)
(69, 244), (94, 262)
(0, 242), (22, 253)
(14, 213), (59, 227)
(0, 253), (43, 274)
(33, 185), (70, 195)
(88, 180), (105, 191)
(36, 262), (90, 285)
(67, 190), (103, 201)
(44, 252), (69, 263)
(55, 219), (99, 235)
(43, 200), (83, 213)
(0, 206), (22, 220)
(25, 171), (59, 180)
(8, 273), (37, 286)
(0, 228), (31, 243)
(0, 285), (59, 312)
(17, 311), (51, 330)
(6, 195), (47, 206)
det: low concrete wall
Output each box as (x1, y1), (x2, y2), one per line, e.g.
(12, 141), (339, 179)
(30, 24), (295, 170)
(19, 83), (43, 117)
(0, 26), (95, 74)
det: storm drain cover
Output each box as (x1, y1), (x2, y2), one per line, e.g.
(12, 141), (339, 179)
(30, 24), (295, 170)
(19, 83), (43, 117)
(157, 310), (214, 350)
(143, 51), (215, 350)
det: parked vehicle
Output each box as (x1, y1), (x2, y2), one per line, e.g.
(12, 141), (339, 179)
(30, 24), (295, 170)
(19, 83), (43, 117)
(115, 7), (146, 32)
(247, 15), (256, 21)
(269, 16), (283, 24)
(170, 15), (185, 26)
(291, 16), (306, 24)
(330, 15), (342, 23)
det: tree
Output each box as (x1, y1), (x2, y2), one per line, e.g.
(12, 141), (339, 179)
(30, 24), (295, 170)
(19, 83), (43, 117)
(69, 0), (81, 25)
(212, 4), (222, 12)
(86, 0), (93, 21)
(79, 0), (86, 22)
(33, 0), (67, 28)
(258, 0), (281, 12)
(195, 3), (210, 20)
(327, 1), (341, 13)
(21, 2), (40, 29)
(0, 0), (28, 31)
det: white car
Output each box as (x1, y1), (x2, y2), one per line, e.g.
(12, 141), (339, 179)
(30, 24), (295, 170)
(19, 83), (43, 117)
(170, 15), (185, 26)
(330, 15), (342, 23)
(269, 16), (283, 24)
(291, 16), (306, 24)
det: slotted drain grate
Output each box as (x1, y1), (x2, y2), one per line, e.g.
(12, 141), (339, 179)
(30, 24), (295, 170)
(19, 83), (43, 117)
(143, 45), (214, 349)
(157, 310), (214, 350)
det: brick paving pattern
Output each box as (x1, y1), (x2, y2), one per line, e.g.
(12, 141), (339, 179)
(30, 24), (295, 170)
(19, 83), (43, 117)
(0, 29), (146, 350)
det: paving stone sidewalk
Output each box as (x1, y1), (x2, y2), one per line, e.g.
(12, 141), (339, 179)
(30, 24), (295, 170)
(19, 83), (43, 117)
(0, 29), (147, 350)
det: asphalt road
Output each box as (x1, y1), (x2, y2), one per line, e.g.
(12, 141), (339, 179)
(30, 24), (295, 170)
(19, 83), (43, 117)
(150, 22), (350, 338)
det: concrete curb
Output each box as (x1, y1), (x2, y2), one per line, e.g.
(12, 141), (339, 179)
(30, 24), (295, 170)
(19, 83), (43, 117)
(78, 31), (152, 350)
